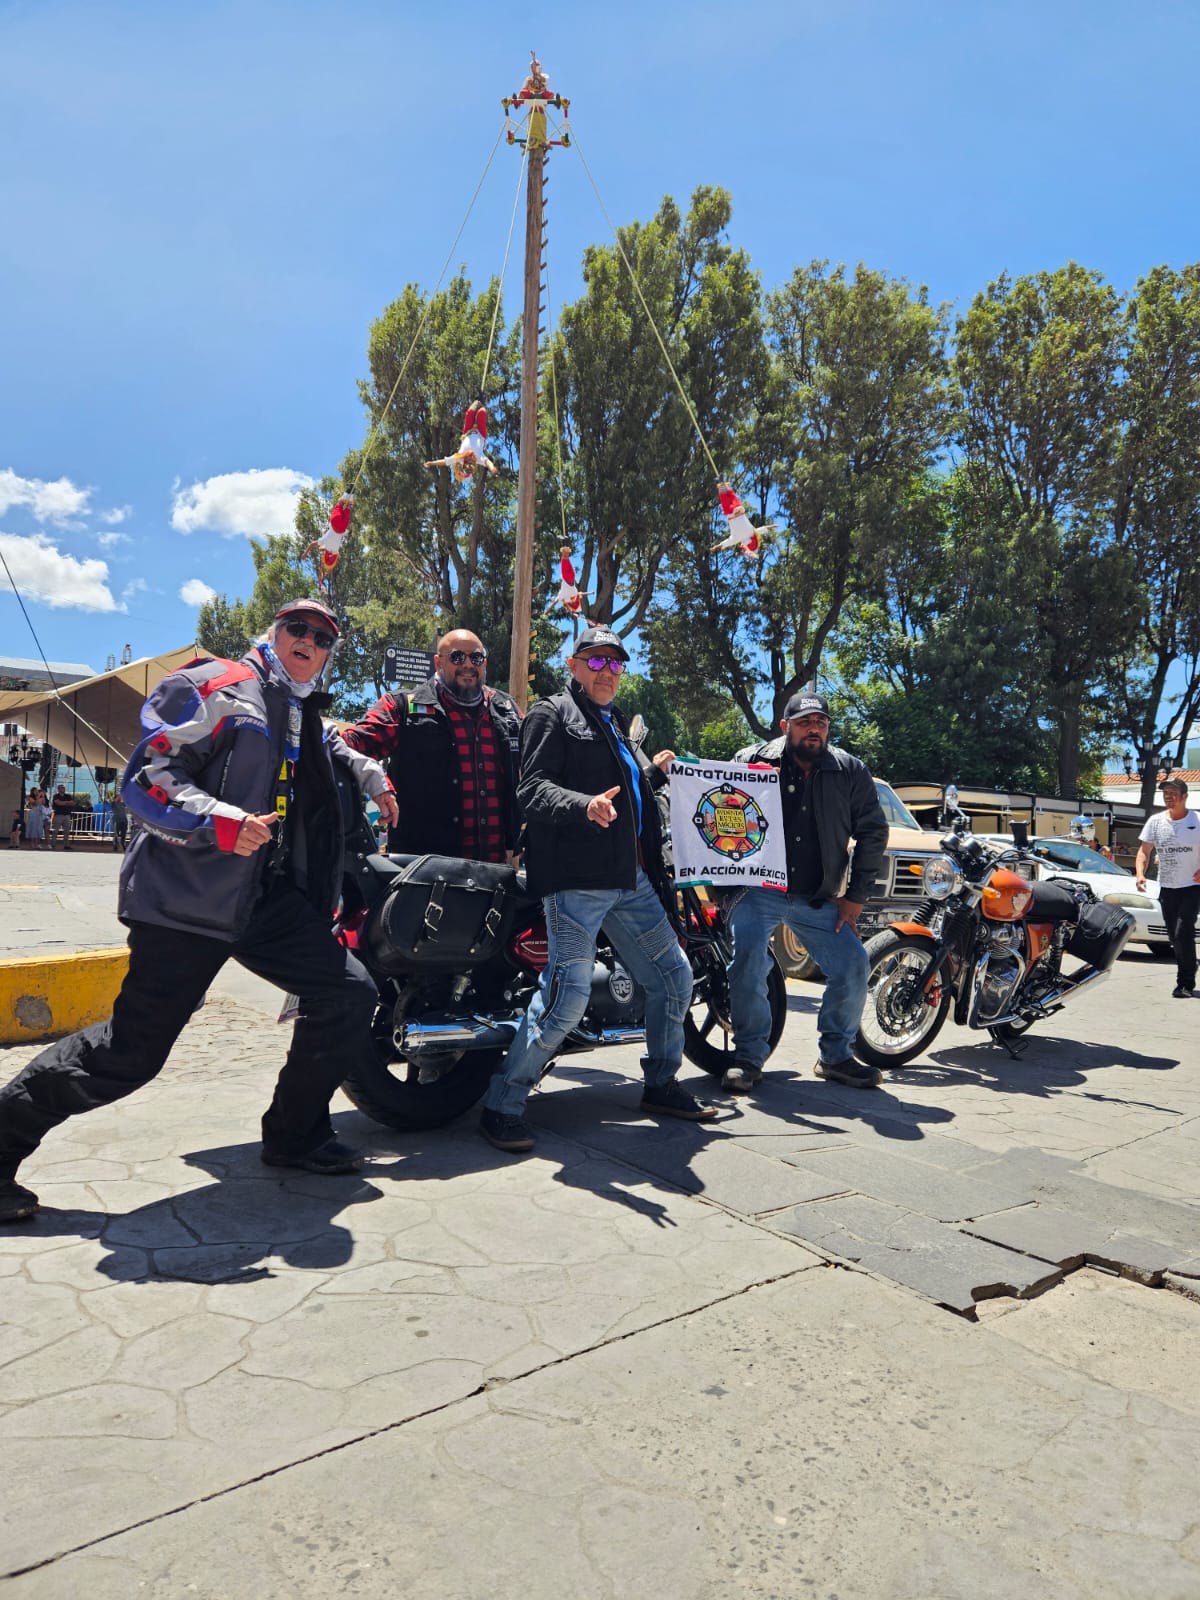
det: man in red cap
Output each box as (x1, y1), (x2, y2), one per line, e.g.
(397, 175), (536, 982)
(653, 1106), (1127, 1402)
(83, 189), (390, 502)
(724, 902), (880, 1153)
(0, 599), (399, 1222)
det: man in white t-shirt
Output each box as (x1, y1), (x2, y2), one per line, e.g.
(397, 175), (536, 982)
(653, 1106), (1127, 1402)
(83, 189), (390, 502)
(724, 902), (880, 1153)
(1136, 776), (1200, 997)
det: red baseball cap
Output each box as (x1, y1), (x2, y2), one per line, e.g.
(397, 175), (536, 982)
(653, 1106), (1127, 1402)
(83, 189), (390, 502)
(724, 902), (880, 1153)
(274, 598), (340, 638)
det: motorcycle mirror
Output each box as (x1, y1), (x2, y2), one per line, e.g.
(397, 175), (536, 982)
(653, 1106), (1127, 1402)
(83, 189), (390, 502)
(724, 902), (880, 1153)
(1011, 820), (1029, 850)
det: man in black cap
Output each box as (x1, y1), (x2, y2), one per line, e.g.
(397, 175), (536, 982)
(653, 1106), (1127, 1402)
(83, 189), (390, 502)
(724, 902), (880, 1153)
(479, 626), (714, 1152)
(0, 599), (400, 1222)
(724, 691), (888, 1092)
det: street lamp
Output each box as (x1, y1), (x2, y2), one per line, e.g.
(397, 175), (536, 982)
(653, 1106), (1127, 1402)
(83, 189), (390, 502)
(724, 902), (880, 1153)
(1123, 738), (1169, 789)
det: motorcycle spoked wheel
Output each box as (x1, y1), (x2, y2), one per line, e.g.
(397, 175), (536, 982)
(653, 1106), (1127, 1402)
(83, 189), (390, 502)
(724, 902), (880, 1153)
(683, 954), (788, 1076)
(339, 1004), (501, 1131)
(855, 931), (952, 1068)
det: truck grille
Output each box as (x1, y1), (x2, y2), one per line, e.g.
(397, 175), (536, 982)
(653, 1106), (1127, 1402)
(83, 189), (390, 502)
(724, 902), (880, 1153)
(885, 852), (933, 899)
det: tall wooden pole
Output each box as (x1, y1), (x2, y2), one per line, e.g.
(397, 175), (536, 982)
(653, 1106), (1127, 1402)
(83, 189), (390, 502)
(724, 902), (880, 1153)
(508, 115), (547, 711)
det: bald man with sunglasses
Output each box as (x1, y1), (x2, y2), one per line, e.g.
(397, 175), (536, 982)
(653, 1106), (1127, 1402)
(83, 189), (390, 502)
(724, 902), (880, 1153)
(344, 628), (523, 863)
(479, 626), (714, 1153)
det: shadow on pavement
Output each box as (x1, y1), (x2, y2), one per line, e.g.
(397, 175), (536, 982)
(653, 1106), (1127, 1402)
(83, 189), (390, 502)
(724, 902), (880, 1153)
(899, 1035), (1179, 1098)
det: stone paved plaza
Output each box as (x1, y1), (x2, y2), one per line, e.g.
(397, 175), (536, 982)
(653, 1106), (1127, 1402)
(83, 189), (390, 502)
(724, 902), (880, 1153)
(1, 852), (1198, 1598)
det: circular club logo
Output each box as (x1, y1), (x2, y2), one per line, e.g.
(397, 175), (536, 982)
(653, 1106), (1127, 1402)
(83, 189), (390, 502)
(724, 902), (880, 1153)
(691, 785), (769, 861)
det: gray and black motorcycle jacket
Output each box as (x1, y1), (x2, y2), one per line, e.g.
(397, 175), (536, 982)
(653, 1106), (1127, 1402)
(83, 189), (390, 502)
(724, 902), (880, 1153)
(118, 650), (390, 941)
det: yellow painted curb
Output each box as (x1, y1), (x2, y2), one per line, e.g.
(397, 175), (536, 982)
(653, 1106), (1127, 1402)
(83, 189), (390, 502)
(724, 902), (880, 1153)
(0, 948), (129, 1045)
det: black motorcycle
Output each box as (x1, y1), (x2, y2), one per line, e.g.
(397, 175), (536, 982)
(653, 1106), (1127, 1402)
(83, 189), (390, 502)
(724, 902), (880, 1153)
(330, 770), (787, 1130)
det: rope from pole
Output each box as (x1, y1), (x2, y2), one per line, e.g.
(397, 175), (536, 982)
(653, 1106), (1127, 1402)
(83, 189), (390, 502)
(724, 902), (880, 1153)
(480, 143), (528, 396)
(560, 116), (726, 487)
(347, 121), (508, 496)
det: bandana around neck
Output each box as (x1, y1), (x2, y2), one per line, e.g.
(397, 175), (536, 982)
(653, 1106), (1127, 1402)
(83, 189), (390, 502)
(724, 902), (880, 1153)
(260, 638), (320, 701)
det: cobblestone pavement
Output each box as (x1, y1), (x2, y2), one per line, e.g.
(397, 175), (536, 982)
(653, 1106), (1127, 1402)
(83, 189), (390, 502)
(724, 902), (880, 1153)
(1, 853), (1197, 1598)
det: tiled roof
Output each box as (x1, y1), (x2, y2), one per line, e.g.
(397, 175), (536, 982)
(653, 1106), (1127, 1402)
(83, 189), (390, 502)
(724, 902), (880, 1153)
(1101, 770), (1199, 786)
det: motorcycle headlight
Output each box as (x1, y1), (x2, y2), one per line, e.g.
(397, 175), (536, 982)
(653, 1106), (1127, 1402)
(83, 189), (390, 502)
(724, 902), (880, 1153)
(1102, 892), (1155, 910)
(921, 854), (963, 901)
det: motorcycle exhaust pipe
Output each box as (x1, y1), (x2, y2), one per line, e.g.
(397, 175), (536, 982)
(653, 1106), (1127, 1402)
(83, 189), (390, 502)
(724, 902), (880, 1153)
(400, 1014), (521, 1053)
(990, 964), (1111, 1028)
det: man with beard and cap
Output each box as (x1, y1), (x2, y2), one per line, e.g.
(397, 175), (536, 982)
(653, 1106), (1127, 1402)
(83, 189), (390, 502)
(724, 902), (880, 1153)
(1136, 775), (1200, 998)
(343, 628), (522, 863)
(0, 599), (400, 1223)
(723, 692), (889, 1094)
(478, 625), (714, 1153)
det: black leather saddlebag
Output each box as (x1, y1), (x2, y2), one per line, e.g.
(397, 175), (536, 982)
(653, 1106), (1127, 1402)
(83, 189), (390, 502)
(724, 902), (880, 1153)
(363, 855), (518, 975)
(1065, 902), (1134, 971)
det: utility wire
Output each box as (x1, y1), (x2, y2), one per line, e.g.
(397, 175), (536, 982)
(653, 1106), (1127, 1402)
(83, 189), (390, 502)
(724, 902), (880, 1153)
(480, 144), (528, 395)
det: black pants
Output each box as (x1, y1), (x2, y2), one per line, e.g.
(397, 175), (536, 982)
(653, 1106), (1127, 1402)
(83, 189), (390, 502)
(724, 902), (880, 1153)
(0, 880), (377, 1179)
(1159, 884), (1199, 988)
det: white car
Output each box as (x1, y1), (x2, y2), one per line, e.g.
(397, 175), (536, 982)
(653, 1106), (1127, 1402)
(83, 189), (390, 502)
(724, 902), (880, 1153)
(977, 835), (1172, 957)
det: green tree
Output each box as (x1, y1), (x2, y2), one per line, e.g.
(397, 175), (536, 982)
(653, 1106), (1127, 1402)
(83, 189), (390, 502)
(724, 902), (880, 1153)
(195, 593), (252, 661)
(1109, 264), (1200, 809)
(649, 261), (950, 734)
(953, 264), (1139, 795)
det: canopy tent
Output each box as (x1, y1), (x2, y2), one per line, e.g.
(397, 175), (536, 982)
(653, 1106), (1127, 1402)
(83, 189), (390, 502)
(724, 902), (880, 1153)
(0, 646), (200, 771)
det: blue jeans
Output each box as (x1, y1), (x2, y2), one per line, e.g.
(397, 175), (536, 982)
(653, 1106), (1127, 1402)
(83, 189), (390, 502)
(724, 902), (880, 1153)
(484, 870), (694, 1117)
(728, 890), (869, 1067)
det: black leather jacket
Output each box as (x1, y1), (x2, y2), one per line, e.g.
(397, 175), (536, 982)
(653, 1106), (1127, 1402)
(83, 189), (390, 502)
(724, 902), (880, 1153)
(519, 681), (669, 899)
(343, 677), (523, 859)
(734, 735), (888, 904)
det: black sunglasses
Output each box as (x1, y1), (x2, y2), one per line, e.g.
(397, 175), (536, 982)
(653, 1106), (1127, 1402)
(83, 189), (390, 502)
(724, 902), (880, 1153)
(447, 649), (487, 666)
(283, 619), (337, 650)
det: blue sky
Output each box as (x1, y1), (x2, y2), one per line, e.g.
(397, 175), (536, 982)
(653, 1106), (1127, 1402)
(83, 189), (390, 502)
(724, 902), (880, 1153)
(2, 0), (1198, 687)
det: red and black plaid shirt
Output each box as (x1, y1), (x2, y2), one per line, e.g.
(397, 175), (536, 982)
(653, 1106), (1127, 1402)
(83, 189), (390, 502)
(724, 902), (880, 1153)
(440, 687), (507, 863)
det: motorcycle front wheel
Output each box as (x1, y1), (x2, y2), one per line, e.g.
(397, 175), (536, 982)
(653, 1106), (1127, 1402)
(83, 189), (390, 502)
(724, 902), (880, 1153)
(855, 931), (952, 1068)
(683, 953), (788, 1076)
(340, 1006), (501, 1131)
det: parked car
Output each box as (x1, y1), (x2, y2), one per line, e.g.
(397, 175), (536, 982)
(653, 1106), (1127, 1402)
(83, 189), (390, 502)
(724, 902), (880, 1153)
(771, 780), (940, 981)
(974, 834), (1172, 957)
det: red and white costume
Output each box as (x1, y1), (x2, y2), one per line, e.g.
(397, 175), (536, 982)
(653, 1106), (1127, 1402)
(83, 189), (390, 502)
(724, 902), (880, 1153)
(425, 399), (499, 483)
(712, 481), (769, 558)
(553, 545), (589, 617)
(307, 494), (353, 587)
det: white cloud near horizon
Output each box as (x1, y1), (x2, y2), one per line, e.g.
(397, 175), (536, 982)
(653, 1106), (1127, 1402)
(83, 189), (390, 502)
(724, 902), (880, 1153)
(171, 468), (313, 540)
(180, 578), (217, 606)
(0, 532), (121, 612)
(0, 468), (92, 527)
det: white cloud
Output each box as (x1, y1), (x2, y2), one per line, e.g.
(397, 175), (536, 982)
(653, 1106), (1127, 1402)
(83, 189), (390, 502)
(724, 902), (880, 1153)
(171, 467), (313, 540)
(180, 578), (217, 606)
(99, 506), (131, 526)
(96, 530), (130, 549)
(0, 532), (121, 612)
(0, 468), (92, 527)
(121, 577), (149, 604)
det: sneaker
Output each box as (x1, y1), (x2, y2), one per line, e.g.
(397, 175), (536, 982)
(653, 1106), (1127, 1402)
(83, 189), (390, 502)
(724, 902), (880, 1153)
(0, 1179), (39, 1222)
(480, 1108), (536, 1152)
(261, 1137), (363, 1175)
(1172, 984), (1195, 998)
(814, 1057), (883, 1089)
(721, 1061), (763, 1095)
(640, 1079), (719, 1121)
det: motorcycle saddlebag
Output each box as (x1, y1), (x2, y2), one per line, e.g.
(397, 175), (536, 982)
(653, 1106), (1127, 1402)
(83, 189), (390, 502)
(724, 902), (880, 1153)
(363, 855), (518, 975)
(1064, 902), (1134, 971)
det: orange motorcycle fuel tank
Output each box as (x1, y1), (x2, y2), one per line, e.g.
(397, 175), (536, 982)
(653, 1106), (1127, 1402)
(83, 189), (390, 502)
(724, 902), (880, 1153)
(980, 867), (1035, 922)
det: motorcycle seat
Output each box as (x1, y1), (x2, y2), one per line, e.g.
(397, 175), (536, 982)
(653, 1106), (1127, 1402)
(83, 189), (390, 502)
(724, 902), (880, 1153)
(1027, 878), (1080, 923)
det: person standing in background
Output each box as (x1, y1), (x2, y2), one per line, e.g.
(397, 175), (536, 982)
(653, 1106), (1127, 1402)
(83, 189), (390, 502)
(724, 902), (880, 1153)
(1136, 776), (1200, 999)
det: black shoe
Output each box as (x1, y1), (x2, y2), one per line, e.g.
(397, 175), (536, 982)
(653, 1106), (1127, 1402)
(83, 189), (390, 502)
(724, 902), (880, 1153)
(261, 1137), (363, 1175)
(480, 1108), (536, 1152)
(640, 1079), (719, 1120)
(0, 1179), (39, 1222)
(721, 1060), (763, 1094)
(814, 1057), (882, 1089)
(1172, 984), (1195, 998)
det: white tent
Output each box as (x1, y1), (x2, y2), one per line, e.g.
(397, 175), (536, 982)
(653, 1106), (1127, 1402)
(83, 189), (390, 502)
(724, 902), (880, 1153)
(0, 646), (200, 771)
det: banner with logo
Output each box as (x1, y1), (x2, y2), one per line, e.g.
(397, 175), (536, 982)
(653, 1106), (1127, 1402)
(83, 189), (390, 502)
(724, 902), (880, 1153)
(667, 759), (787, 889)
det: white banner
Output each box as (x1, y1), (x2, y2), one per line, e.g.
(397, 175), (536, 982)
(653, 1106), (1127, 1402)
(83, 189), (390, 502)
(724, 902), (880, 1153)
(668, 759), (787, 889)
